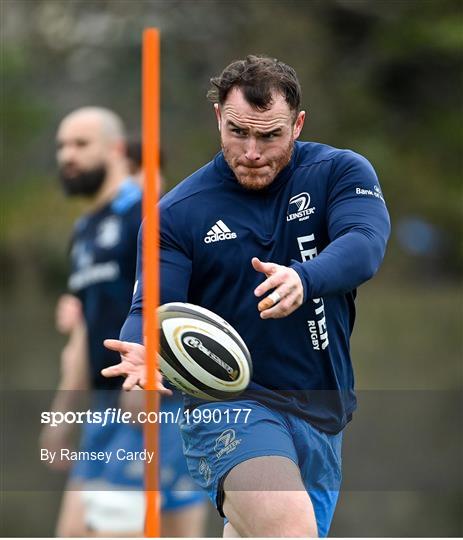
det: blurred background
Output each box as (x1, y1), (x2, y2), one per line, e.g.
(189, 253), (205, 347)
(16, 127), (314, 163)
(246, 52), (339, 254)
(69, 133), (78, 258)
(1, 0), (462, 536)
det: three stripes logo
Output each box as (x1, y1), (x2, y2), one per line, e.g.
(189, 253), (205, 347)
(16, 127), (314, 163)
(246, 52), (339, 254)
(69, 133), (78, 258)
(204, 220), (237, 243)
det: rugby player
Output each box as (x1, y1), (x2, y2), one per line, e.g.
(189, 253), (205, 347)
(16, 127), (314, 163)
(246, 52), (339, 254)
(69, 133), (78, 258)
(103, 56), (391, 537)
(41, 107), (206, 536)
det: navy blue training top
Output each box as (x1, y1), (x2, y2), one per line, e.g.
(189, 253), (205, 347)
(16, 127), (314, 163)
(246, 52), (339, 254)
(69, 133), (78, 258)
(68, 180), (142, 390)
(121, 142), (390, 433)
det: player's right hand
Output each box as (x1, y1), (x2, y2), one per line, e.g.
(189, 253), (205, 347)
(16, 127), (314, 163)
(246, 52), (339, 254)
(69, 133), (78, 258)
(102, 339), (172, 395)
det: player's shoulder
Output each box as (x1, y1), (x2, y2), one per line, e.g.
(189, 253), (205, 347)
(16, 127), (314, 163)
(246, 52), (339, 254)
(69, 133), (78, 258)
(159, 159), (218, 212)
(295, 141), (373, 170)
(71, 215), (88, 241)
(110, 178), (142, 215)
(70, 180), (142, 242)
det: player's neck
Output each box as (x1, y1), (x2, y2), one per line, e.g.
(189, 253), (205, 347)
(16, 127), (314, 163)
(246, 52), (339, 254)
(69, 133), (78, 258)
(88, 163), (128, 212)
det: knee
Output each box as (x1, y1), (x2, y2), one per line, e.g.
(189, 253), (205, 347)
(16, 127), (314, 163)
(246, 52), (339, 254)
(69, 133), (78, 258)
(259, 508), (318, 537)
(226, 491), (318, 538)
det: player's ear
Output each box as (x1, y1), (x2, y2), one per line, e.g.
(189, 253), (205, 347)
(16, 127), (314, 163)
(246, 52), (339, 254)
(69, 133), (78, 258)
(110, 138), (126, 158)
(293, 110), (306, 139)
(214, 104), (222, 132)
(117, 139), (127, 158)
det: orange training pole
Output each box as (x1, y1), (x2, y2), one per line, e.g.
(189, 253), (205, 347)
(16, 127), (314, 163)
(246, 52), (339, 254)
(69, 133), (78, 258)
(142, 28), (161, 538)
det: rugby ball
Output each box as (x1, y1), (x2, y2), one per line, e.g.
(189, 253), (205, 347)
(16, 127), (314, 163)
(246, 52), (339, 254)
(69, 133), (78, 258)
(158, 302), (252, 400)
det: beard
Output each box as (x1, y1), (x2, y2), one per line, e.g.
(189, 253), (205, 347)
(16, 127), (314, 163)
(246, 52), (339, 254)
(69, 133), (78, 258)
(222, 138), (294, 191)
(59, 164), (107, 197)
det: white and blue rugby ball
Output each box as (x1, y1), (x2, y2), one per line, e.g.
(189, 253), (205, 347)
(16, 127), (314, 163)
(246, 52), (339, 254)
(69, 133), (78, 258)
(158, 302), (252, 400)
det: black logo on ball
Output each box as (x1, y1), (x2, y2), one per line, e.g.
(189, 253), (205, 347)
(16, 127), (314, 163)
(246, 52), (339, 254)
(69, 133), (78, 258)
(182, 332), (239, 381)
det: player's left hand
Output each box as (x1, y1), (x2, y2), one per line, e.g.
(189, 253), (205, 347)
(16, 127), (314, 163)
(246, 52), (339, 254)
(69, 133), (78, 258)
(252, 257), (304, 319)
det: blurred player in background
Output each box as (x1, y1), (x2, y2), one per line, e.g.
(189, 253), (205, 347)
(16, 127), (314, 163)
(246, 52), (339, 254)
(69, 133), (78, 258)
(41, 107), (207, 536)
(102, 56), (391, 537)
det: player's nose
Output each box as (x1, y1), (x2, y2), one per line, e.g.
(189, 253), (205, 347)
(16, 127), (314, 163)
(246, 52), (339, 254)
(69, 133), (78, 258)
(58, 143), (78, 162)
(58, 156), (78, 172)
(244, 138), (261, 161)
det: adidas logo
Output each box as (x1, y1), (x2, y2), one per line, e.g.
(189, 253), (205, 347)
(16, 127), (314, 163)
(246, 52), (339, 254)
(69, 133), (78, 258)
(204, 220), (237, 244)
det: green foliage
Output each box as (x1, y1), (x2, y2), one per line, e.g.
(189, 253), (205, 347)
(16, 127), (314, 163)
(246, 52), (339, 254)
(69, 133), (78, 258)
(1, 0), (461, 269)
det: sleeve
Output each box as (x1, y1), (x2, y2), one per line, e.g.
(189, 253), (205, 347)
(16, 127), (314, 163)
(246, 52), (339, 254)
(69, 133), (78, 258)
(290, 152), (391, 300)
(119, 205), (193, 344)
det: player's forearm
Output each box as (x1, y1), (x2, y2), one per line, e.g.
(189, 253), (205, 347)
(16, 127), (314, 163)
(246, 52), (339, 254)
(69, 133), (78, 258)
(47, 332), (89, 419)
(119, 311), (143, 345)
(57, 321), (90, 393)
(50, 367), (89, 414)
(58, 359), (89, 392)
(291, 226), (389, 300)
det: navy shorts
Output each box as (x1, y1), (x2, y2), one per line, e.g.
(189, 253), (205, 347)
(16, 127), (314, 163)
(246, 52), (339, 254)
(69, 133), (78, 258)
(180, 399), (342, 537)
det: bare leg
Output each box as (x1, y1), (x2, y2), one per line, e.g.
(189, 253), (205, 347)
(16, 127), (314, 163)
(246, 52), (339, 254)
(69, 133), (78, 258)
(223, 456), (318, 538)
(55, 481), (86, 537)
(223, 521), (241, 537)
(85, 528), (142, 537)
(161, 501), (209, 537)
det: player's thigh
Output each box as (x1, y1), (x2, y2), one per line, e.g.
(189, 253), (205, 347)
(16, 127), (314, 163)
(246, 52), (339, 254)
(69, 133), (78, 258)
(161, 502), (208, 538)
(179, 400), (299, 514)
(223, 456), (318, 538)
(55, 480), (86, 537)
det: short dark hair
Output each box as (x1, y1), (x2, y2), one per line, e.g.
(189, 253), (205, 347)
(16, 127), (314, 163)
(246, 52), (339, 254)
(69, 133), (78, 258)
(126, 137), (165, 173)
(207, 55), (302, 115)
(126, 138), (142, 172)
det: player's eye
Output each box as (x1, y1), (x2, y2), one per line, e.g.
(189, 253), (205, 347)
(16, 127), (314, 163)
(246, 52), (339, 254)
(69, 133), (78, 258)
(231, 127), (246, 136)
(75, 140), (89, 148)
(261, 132), (279, 140)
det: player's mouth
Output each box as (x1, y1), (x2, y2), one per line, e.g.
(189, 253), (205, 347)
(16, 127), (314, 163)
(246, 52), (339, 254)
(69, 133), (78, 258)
(61, 165), (81, 177)
(238, 163), (269, 170)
